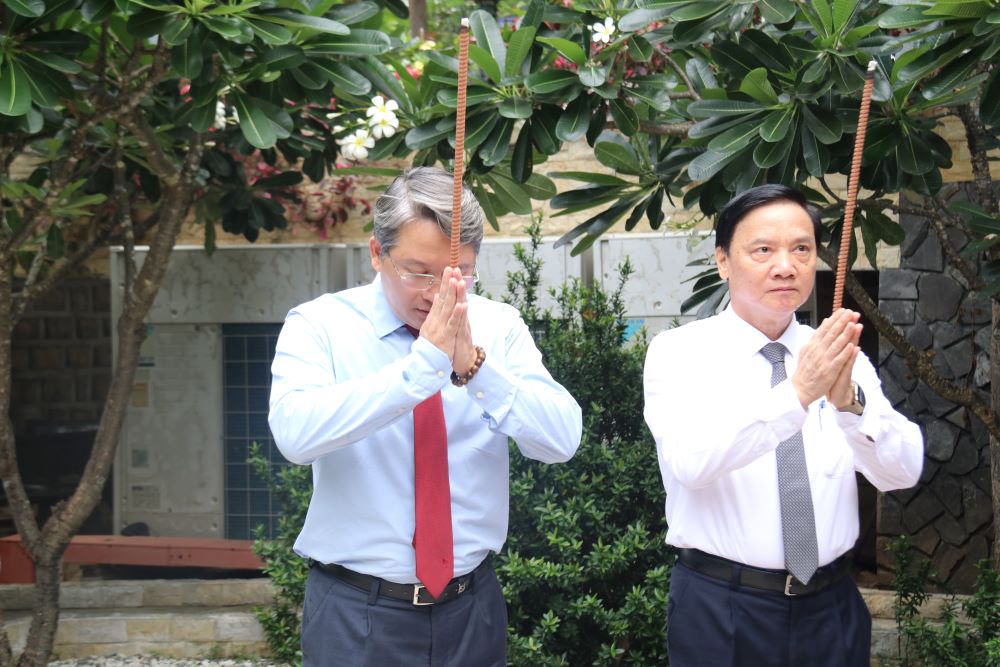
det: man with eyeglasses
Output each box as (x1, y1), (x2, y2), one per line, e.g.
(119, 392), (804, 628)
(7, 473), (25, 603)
(269, 167), (583, 666)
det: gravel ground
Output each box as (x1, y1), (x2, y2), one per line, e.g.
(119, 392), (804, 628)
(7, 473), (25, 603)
(49, 657), (286, 667)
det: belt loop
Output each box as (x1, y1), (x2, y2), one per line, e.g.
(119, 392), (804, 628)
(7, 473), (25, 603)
(728, 564), (741, 591)
(367, 578), (380, 605)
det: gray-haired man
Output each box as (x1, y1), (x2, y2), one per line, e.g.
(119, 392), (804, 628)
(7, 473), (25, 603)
(269, 167), (583, 666)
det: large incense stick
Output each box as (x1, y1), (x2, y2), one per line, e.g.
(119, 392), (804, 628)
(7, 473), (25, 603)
(832, 60), (877, 310)
(450, 18), (471, 269)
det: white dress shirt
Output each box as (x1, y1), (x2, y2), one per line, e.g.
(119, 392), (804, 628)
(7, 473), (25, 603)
(269, 275), (582, 583)
(643, 307), (923, 569)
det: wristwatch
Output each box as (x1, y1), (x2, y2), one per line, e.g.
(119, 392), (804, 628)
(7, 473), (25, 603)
(839, 382), (866, 416)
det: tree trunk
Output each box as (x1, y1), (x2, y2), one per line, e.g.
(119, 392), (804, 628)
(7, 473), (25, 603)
(986, 274), (998, 571)
(410, 0), (428, 40)
(0, 171), (199, 665)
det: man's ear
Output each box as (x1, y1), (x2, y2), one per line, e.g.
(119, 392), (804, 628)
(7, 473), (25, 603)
(369, 236), (382, 272)
(715, 246), (729, 281)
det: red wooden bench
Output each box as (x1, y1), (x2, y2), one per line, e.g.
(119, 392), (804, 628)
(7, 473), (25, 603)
(0, 535), (263, 584)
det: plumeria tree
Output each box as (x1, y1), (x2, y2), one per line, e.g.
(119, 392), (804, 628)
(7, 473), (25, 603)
(0, 1), (407, 664)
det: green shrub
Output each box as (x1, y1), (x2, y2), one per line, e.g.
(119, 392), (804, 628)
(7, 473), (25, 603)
(499, 220), (669, 666)
(249, 443), (311, 665)
(887, 536), (1000, 667)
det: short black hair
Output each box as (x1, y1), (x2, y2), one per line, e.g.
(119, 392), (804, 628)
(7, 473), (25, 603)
(714, 184), (822, 253)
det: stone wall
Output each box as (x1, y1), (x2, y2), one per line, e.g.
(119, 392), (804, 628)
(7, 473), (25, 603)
(876, 184), (994, 591)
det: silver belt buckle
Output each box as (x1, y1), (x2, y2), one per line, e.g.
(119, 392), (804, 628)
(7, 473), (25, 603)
(784, 574), (797, 597)
(412, 584), (434, 606)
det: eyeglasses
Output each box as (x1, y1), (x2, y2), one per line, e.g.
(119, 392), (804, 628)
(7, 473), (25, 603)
(384, 254), (479, 291)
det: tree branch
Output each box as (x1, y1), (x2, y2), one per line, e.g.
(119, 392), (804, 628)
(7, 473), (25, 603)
(956, 103), (999, 216)
(927, 194), (985, 291)
(663, 54), (700, 101)
(816, 244), (1000, 442)
(636, 120), (693, 136)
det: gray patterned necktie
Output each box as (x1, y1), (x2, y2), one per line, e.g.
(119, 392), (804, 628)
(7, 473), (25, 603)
(760, 342), (819, 585)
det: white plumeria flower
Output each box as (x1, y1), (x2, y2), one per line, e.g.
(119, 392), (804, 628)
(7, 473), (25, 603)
(370, 113), (399, 139)
(591, 17), (616, 44)
(213, 100), (228, 130)
(366, 95), (399, 125)
(338, 128), (375, 161)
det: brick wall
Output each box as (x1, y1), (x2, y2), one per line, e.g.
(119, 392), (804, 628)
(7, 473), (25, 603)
(12, 280), (112, 436)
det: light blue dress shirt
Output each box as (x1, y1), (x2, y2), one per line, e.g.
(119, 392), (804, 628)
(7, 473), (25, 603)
(269, 275), (583, 583)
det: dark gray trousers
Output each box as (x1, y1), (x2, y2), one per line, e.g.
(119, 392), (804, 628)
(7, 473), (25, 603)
(667, 562), (872, 667)
(302, 562), (507, 667)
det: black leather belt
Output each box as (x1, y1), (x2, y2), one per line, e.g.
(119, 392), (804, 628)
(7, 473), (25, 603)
(677, 548), (852, 597)
(314, 558), (489, 606)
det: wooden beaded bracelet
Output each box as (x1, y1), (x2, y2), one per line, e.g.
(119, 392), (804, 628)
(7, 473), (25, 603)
(451, 345), (486, 387)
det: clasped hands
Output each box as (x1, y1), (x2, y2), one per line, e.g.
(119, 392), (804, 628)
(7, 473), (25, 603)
(418, 266), (478, 378)
(791, 309), (863, 411)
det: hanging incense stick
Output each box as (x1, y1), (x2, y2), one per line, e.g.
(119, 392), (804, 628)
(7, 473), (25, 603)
(832, 60), (878, 310)
(450, 18), (471, 269)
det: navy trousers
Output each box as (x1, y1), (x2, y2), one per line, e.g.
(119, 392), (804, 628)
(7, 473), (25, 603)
(301, 562), (507, 667)
(667, 562), (871, 667)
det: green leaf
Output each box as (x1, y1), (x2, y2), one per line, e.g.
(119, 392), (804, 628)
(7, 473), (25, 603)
(479, 117), (515, 167)
(4, 0), (44, 17)
(22, 31), (90, 55)
(525, 69), (578, 94)
(758, 0), (796, 23)
(619, 7), (675, 33)
(511, 124), (533, 182)
(687, 149), (739, 181)
(468, 44), (502, 83)
(752, 126), (794, 168)
(327, 1), (380, 25)
(329, 165), (403, 177)
(81, 0), (113, 22)
(522, 173), (557, 200)
(127, 9), (171, 38)
(46, 223), (65, 258)
(687, 99), (765, 119)
(626, 35), (654, 62)
(311, 59), (372, 96)
(0, 60), (32, 117)
(739, 68), (778, 105)
(406, 118), (454, 150)
(556, 95), (591, 142)
(876, 5), (928, 29)
(234, 93), (277, 149)
(712, 41), (764, 79)
(578, 64), (608, 88)
(800, 122), (825, 177)
(160, 15), (193, 45)
(594, 137), (642, 175)
(759, 109), (793, 142)
(437, 86), (497, 108)
(530, 108), (561, 155)
(21, 60), (71, 107)
(498, 97), (533, 119)
(22, 51), (81, 74)
(258, 45), (306, 70)
(707, 120), (764, 156)
(896, 130), (935, 175)
(550, 171), (631, 186)
(483, 173), (532, 215)
(981, 71), (1000, 126)
(263, 10), (349, 35)
(305, 30), (391, 56)
(671, 1), (728, 22)
(171, 40), (203, 79)
(802, 104), (842, 144)
(536, 37), (586, 66)
(470, 10), (507, 72)
(459, 111), (500, 153)
(609, 99), (638, 137)
(248, 19), (293, 45)
(505, 26), (536, 77)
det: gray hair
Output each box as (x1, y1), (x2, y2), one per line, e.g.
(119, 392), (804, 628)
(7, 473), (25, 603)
(372, 167), (485, 254)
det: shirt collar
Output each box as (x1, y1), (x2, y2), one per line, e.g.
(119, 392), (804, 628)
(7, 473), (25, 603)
(720, 306), (800, 360)
(367, 274), (408, 339)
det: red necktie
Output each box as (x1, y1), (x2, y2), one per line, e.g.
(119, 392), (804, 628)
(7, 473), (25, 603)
(405, 326), (454, 598)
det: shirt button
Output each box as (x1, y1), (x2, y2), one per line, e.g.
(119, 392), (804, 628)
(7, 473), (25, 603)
(437, 370), (445, 378)
(475, 391), (485, 399)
